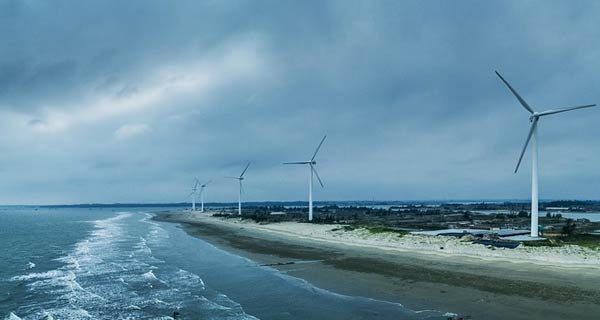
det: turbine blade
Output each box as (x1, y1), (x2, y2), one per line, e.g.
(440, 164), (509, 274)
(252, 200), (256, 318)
(515, 118), (538, 173)
(538, 104), (597, 117)
(311, 135), (327, 161)
(240, 182), (246, 195)
(225, 176), (240, 180)
(282, 161), (311, 165)
(240, 162), (251, 178)
(205, 180), (212, 185)
(311, 165), (324, 188)
(495, 71), (535, 114)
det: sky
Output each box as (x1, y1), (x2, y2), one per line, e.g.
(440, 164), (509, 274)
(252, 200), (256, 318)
(1, 0), (600, 204)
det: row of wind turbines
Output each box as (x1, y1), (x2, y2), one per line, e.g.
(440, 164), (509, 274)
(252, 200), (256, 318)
(189, 179), (212, 212)
(189, 71), (597, 238)
(188, 135), (327, 220)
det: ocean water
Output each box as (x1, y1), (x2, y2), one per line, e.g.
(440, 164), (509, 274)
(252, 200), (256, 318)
(1, 207), (449, 319)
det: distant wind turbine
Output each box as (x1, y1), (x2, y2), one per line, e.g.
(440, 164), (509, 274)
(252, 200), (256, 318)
(495, 70), (597, 237)
(283, 135), (327, 222)
(227, 162), (251, 215)
(198, 179), (212, 213)
(189, 179), (199, 211)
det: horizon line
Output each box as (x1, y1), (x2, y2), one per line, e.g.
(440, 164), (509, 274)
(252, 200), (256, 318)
(2, 199), (599, 208)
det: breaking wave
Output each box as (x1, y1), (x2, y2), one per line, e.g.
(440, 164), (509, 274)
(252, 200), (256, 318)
(8, 212), (257, 320)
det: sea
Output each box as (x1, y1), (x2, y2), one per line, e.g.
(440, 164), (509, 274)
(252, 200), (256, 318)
(0, 207), (450, 320)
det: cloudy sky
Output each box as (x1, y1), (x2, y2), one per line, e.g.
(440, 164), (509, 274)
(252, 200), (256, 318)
(1, 0), (599, 204)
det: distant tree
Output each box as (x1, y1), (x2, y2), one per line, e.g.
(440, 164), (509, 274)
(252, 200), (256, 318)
(546, 212), (552, 218)
(561, 220), (576, 236)
(518, 211), (529, 218)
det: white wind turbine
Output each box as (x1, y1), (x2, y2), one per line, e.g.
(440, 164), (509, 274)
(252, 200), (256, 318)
(495, 71), (597, 237)
(283, 135), (326, 222)
(198, 179), (212, 213)
(189, 179), (199, 211)
(227, 162), (251, 215)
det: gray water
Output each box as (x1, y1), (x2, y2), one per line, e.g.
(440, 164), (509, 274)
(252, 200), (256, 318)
(1, 207), (450, 319)
(474, 209), (600, 222)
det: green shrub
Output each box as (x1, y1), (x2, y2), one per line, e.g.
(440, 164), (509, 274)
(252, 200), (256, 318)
(365, 226), (408, 237)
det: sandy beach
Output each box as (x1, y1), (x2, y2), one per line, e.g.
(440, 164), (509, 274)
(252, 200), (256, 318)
(153, 211), (600, 320)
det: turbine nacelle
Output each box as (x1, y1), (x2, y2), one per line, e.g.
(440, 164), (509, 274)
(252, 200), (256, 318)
(198, 180), (211, 194)
(529, 114), (539, 122)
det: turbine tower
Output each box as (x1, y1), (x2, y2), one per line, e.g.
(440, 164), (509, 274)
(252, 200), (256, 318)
(495, 71), (597, 237)
(198, 179), (212, 213)
(283, 135), (326, 222)
(227, 162), (251, 215)
(189, 179), (199, 211)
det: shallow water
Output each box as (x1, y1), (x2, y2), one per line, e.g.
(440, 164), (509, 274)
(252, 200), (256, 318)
(1, 207), (448, 319)
(475, 209), (600, 222)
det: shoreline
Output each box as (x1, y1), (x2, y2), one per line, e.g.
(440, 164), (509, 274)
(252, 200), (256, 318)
(153, 211), (600, 320)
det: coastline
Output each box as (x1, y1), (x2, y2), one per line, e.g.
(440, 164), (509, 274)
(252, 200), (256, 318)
(153, 211), (600, 320)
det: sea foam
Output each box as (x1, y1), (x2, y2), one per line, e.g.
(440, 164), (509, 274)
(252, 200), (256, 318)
(9, 211), (254, 319)
(4, 313), (22, 320)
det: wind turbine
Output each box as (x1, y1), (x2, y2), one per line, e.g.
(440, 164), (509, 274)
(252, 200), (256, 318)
(495, 71), (597, 237)
(198, 179), (212, 213)
(227, 162), (251, 215)
(283, 135), (326, 222)
(189, 179), (199, 211)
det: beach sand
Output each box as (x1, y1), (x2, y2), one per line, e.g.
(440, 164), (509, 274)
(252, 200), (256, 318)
(153, 211), (600, 320)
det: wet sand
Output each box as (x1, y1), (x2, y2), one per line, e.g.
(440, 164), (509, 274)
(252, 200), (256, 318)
(153, 211), (600, 320)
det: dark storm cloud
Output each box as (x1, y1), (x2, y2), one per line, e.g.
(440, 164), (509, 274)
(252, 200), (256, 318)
(1, 0), (600, 204)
